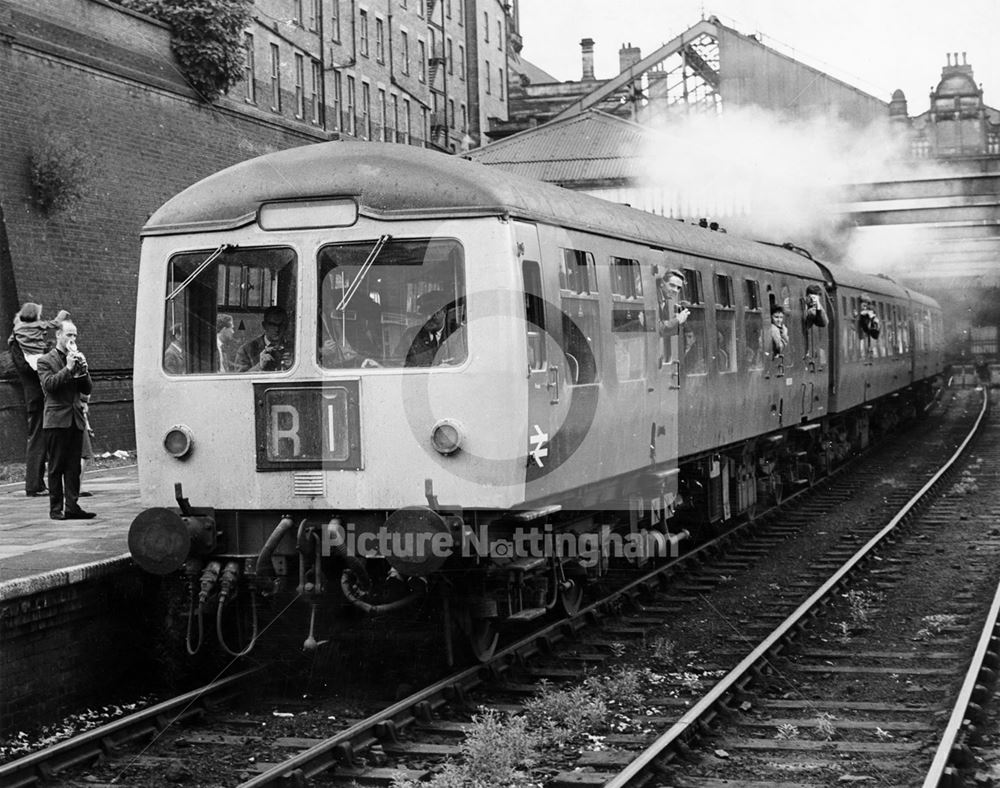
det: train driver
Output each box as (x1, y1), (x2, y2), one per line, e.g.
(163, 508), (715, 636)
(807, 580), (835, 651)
(396, 291), (454, 367)
(235, 306), (295, 372)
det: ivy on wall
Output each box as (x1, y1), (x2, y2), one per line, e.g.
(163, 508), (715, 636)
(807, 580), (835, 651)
(28, 140), (92, 216)
(115, 0), (252, 101)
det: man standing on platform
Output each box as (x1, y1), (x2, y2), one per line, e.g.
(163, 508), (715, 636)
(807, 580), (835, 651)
(36, 320), (95, 520)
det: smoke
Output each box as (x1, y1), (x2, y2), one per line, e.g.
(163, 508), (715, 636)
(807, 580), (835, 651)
(637, 105), (919, 262)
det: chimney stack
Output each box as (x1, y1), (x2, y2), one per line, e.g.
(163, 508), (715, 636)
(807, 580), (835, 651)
(619, 41), (642, 72)
(580, 38), (595, 81)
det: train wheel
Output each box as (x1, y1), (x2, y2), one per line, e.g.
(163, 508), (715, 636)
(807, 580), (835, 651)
(464, 618), (499, 662)
(557, 562), (587, 616)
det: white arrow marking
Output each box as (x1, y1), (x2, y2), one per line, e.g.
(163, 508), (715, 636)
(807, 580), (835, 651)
(529, 424), (549, 467)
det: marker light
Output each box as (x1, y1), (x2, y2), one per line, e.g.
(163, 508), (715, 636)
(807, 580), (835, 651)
(258, 198), (358, 230)
(164, 424), (194, 459)
(431, 420), (463, 455)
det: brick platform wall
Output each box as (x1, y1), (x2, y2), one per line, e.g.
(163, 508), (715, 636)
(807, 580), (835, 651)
(0, 561), (160, 736)
(0, 0), (334, 458)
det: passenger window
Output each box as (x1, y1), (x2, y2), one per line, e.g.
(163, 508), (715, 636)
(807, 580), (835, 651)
(559, 248), (598, 294)
(164, 246), (297, 375)
(714, 273), (736, 374)
(523, 259), (546, 371)
(680, 267), (707, 375)
(610, 256), (646, 381)
(562, 297), (600, 385)
(744, 279), (764, 370)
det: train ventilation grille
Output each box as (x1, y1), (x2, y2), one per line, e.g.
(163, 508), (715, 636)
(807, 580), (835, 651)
(293, 471), (326, 497)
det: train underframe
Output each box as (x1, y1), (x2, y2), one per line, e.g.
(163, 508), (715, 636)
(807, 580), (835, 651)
(148, 381), (938, 665)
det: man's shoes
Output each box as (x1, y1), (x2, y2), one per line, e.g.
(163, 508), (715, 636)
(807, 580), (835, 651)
(63, 509), (96, 520)
(78, 491), (94, 497)
(50, 512), (64, 520)
(26, 490), (47, 497)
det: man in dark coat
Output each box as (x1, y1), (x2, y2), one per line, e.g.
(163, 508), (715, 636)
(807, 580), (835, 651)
(7, 337), (47, 496)
(396, 291), (450, 367)
(36, 320), (95, 520)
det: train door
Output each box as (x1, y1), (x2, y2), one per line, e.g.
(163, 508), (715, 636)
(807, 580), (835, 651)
(516, 222), (571, 493)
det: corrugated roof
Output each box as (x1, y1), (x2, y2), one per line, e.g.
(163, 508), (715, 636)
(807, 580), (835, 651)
(468, 111), (648, 183)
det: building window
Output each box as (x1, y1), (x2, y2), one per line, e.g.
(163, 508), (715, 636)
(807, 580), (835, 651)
(392, 93), (400, 142)
(269, 43), (281, 112)
(362, 82), (371, 139)
(417, 0), (423, 17)
(483, 11), (489, 42)
(418, 40), (426, 83)
(458, 45), (465, 79)
(447, 38), (453, 75)
(457, 0), (462, 25)
(293, 54), (305, 118)
(333, 71), (343, 130)
(293, 0), (303, 26)
(346, 75), (356, 135)
(331, 0), (341, 41)
(401, 31), (410, 75)
(422, 106), (429, 145)
(498, 67), (503, 100)
(446, 0), (451, 18)
(485, 59), (490, 94)
(375, 17), (385, 63)
(308, 0), (319, 31)
(448, 98), (455, 128)
(403, 98), (411, 144)
(378, 88), (387, 140)
(359, 10), (369, 57)
(461, 103), (467, 132)
(497, 19), (502, 49)
(243, 33), (255, 103)
(311, 60), (321, 124)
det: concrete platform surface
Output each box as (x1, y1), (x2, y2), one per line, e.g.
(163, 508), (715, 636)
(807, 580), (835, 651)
(0, 465), (142, 597)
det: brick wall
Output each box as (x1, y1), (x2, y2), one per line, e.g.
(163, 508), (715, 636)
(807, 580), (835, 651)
(0, 0), (335, 460)
(0, 561), (159, 736)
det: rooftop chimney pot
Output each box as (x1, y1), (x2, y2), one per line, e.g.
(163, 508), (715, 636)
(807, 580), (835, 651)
(580, 37), (595, 80)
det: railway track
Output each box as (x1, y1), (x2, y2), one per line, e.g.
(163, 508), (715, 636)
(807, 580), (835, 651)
(0, 387), (988, 787)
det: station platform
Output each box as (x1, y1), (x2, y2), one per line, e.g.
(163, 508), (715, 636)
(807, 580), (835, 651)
(0, 465), (142, 599)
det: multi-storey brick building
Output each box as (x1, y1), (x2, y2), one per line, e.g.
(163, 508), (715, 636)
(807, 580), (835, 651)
(239, 0), (509, 150)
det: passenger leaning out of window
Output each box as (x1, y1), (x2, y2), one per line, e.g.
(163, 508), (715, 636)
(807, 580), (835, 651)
(804, 284), (828, 328)
(656, 269), (690, 335)
(858, 295), (881, 339)
(770, 304), (789, 356)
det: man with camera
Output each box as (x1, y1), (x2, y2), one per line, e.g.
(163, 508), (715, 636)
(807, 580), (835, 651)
(36, 320), (95, 520)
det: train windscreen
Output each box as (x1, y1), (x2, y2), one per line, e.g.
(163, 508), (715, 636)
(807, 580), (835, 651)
(316, 237), (466, 369)
(163, 246), (297, 375)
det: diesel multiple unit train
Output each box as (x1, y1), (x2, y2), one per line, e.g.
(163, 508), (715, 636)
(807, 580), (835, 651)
(128, 143), (944, 660)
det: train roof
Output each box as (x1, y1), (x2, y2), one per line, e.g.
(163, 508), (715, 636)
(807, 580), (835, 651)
(143, 143), (936, 309)
(143, 143), (818, 270)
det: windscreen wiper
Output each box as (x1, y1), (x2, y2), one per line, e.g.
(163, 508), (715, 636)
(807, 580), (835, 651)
(336, 235), (391, 312)
(166, 244), (233, 301)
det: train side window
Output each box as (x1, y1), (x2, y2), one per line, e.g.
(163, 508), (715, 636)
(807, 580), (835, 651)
(610, 256), (647, 381)
(562, 297), (600, 385)
(522, 259), (546, 371)
(164, 246), (297, 375)
(679, 267), (707, 375)
(559, 248), (598, 294)
(744, 279), (764, 370)
(714, 273), (736, 373)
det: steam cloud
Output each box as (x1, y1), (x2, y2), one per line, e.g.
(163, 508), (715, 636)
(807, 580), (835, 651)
(637, 105), (944, 270)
